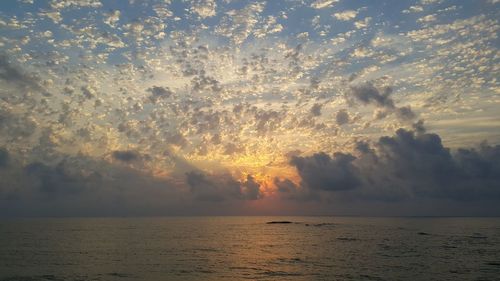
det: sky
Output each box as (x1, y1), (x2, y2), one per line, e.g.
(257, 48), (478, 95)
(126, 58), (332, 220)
(0, 0), (499, 217)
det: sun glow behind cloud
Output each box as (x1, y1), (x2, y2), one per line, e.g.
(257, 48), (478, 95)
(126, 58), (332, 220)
(0, 0), (499, 216)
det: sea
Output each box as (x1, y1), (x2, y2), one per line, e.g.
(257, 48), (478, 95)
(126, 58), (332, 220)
(0, 217), (499, 281)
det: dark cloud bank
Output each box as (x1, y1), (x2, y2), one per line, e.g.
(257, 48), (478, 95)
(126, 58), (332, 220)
(0, 148), (263, 217)
(186, 171), (262, 202)
(278, 124), (500, 205)
(1, 125), (500, 216)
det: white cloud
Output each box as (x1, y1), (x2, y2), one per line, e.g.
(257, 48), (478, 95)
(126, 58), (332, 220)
(191, 0), (217, 18)
(333, 10), (358, 21)
(354, 17), (371, 29)
(311, 0), (338, 9)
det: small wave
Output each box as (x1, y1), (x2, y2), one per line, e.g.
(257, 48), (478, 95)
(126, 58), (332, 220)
(336, 237), (358, 241)
(196, 269), (216, 274)
(229, 266), (261, 271)
(469, 233), (488, 239)
(0, 275), (64, 281)
(359, 273), (385, 280)
(192, 247), (219, 252)
(276, 257), (305, 264)
(259, 270), (303, 277)
(107, 272), (129, 277)
(305, 223), (336, 227)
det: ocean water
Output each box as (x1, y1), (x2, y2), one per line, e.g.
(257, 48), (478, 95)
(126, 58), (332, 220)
(0, 217), (499, 281)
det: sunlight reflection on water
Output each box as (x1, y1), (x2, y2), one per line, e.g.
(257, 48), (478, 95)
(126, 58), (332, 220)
(1, 217), (499, 281)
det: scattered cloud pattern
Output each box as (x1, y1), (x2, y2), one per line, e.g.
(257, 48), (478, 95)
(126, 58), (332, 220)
(0, 0), (499, 216)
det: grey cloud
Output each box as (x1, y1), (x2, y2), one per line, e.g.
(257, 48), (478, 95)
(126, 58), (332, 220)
(24, 161), (87, 195)
(274, 177), (298, 193)
(0, 147), (9, 168)
(412, 119), (426, 134)
(191, 73), (221, 93)
(147, 86), (173, 103)
(0, 109), (38, 140)
(166, 133), (188, 148)
(186, 171), (229, 202)
(80, 86), (96, 100)
(241, 175), (262, 200)
(349, 82), (415, 121)
(287, 126), (500, 201)
(0, 55), (43, 91)
(373, 109), (389, 120)
(112, 150), (140, 162)
(350, 82), (395, 108)
(396, 106), (416, 121)
(191, 110), (222, 134)
(254, 109), (284, 135)
(310, 103), (322, 116)
(224, 142), (244, 155)
(1, 151), (188, 217)
(186, 171), (263, 201)
(273, 177), (319, 201)
(335, 109), (350, 125)
(290, 152), (361, 191)
(284, 149), (302, 159)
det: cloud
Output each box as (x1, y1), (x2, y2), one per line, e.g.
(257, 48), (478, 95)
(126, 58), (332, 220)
(24, 161), (87, 195)
(191, 0), (217, 18)
(147, 86), (173, 103)
(186, 171), (229, 201)
(112, 150), (141, 162)
(253, 109), (284, 135)
(286, 126), (500, 201)
(290, 152), (361, 191)
(0, 108), (38, 140)
(335, 109), (350, 125)
(350, 82), (395, 107)
(354, 17), (371, 29)
(223, 142), (244, 155)
(50, 0), (102, 9)
(310, 103), (322, 116)
(186, 171), (263, 201)
(395, 106), (416, 120)
(0, 151), (190, 216)
(1, 0), (499, 216)
(215, 2), (265, 44)
(349, 82), (415, 121)
(0, 56), (43, 91)
(333, 10), (358, 21)
(274, 177), (318, 201)
(311, 0), (338, 9)
(104, 10), (120, 27)
(274, 177), (298, 193)
(418, 14), (437, 23)
(0, 147), (9, 168)
(241, 175), (262, 200)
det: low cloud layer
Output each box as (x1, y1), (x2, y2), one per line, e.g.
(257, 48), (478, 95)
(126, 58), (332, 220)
(284, 125), (500, 201)
(0, 147), (264, 216)
(186, 171), (262, 201)
(112, 150), (141, 162)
